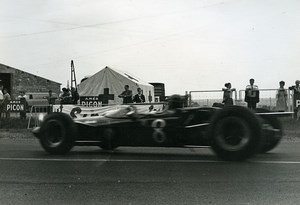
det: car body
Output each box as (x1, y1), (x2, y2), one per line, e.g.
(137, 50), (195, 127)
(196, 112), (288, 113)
(32, 96), (287, 161)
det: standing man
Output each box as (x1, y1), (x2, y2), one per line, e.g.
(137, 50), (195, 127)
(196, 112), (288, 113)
(289, 80), (300, 119)
(46, 90), (57, 105)
(118, 85), (133, 104)
(245, 78), (260, 109)
(18, 91), (27, 119)
(45, 90), (57, 113)
(133, 88), (145, 103)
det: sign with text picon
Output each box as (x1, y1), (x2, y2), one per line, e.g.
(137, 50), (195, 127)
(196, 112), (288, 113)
(80, 88), (115, 107)
(6, 100), (25, 112)
(80, 96), (102, 107)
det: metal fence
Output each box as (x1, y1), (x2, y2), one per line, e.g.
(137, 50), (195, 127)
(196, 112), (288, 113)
(27, 105), (49, 129)
(188, 90), (238, 107)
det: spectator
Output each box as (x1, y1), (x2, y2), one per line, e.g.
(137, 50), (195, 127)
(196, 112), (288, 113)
(18, 91), (27, 119)
(118, 85), (133, 104)
(222, 83), (235, 106)
(46, 90), (57, 105)
(71, 87), (79, 104)
(45, 90), (57, 113)
(0, 83), (3, 118)
(2, 88), (11, 118)
(133, 88), (145, 103)
(245, 78), (260, 109)
(148, 91), (153, 103)
(59, 88), (72, 104)
(275, 81), (288, 112)
(289, 80), (300, 118)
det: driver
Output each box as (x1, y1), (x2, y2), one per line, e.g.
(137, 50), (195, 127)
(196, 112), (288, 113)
(126, 95), (185, 118)
(155, 95), (184, 116)
(166, 95), (184, 110)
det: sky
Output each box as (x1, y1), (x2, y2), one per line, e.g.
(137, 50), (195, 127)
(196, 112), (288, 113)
(1, 0), (300, 95)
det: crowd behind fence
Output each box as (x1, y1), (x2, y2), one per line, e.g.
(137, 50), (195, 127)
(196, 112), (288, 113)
(189, 89), (293, 112)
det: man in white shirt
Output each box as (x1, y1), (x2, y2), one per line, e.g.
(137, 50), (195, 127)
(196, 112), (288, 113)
(245, 78), (260, 109)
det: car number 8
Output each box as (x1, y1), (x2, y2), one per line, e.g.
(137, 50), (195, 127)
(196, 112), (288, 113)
(151, 119), (166, 143)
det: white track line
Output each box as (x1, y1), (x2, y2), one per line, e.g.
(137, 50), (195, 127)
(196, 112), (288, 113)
(0, 157), (300, 164)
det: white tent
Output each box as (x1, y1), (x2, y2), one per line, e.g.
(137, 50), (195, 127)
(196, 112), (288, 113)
(78, 66), (154, 104)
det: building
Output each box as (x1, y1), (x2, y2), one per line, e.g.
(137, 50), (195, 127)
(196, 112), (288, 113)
(0, 63), (61, 99)
(149, 82), (165, 102)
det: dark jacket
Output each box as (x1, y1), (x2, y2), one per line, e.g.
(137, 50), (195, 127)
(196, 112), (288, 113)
(133, 94), (145, 103)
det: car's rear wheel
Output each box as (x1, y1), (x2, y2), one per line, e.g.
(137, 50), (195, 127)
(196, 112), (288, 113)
(99, 128), (119, 150)
(255, 108), (283, 153)
(39, 113), (76, 154)
(209, 106), (263, 161)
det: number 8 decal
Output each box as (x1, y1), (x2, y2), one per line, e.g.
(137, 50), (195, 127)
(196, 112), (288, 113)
(151, 119), (166, 143)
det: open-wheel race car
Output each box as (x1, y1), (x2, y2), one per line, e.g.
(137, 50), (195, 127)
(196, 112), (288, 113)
(32, 95), (287, 161)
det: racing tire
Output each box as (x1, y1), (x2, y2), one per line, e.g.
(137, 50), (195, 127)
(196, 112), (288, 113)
(39, 112), (77, 154)
(99, 128), (119, 151)
(209, 106), (263, 161)
(255, 108), (283, 153)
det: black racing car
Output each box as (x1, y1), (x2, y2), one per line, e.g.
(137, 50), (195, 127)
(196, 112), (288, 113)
(32, 95), (286, 161)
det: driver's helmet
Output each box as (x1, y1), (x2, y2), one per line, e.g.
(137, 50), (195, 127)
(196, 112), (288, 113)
(167, 95), (184, 110)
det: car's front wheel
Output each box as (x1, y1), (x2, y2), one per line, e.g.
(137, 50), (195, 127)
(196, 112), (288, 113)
(209, 106), (263, 161)
(39, 112), (76, 154)
(255, 108), (283, 153)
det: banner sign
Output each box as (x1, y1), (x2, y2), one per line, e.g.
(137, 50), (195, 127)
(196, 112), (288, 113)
(295, 99), (300, 108)
(294, 93), (300, 108)
(52, 104), (164, 119)
(6, 100), (25, 112)
(53, 104), (120, 119)
(80, 88), (115, 106)
(79, 96), (102, 107)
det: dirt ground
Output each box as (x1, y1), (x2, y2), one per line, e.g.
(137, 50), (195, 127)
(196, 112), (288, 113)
(0, 129), (34, 139)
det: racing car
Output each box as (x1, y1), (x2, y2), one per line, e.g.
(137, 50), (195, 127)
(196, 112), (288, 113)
(32, 95), (285, 161)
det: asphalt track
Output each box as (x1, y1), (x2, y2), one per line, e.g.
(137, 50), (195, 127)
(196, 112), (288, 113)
(1, 138), (300, 205)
